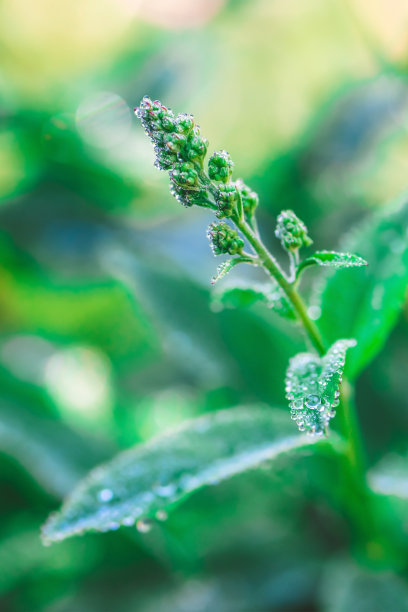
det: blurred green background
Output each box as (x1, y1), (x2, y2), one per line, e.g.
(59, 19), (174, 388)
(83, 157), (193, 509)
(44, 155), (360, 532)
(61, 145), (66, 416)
(1, 0), (408, 610)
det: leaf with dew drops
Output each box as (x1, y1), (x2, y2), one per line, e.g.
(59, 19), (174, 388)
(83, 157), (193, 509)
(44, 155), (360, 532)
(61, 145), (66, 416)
(41, 407), (336, 544)
(211, 257), (253, 284)
(285, 339), (356, 437)
(297, 251), (367, 276)
(211, 282), (296, 320)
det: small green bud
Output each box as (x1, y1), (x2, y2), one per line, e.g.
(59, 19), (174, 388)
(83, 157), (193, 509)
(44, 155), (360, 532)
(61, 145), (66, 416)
(236, 179), (258, 218)
(176, 113), (195, 135)
(184, 128), (208, 162)
(170, 162), (199, 189)
(163, 132), (187, 154)
(275, 210), (313, 251)
(207, 222), (244, 256)
(154, 146), (178, 170)
(135, 97), (176, 143)
(215, 183), (238, 218)
(170, 180), (208, 208)
(208, 150), (234, 182)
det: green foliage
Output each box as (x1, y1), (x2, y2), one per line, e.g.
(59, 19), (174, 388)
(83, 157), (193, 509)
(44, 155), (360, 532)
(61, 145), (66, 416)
(285, 340), (356, 436)
(297, 251), (368, 275)
(317, 196), (408, 378)
(42, 407), (326, 543)
(320, 561), (408, 612)
(211, 283), (296, 320)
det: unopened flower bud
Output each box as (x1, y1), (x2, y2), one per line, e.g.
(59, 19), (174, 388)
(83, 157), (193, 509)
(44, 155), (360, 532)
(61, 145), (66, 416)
(176, 113), (195, 135)
(216, 183), (238, 218)
(207, 222), (244, 255)
(275, 210), (312, 251)
(184, 128), (208, 162)
(135, 97), (176, 143)
(236, 179), (258, 218)
(208, 150), (234, 182)
(170, 180), (208, 208)
(170, 162), (199, 189)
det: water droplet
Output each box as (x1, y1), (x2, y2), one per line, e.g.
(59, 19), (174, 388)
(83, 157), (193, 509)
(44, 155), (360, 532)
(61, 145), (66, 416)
(156, 510), (168, 521)
(98, 488), (113, 503)
(136, 518), (154, 534)
(154, 483), (177, 498)
(305, 394), (321, 409)
(123, 516), (135, 526)
(108, 522), (120, 530)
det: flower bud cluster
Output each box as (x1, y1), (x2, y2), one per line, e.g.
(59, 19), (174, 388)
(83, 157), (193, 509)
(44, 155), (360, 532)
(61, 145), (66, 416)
(135, 97), (209, 207)
(136, 97), (261, 261)
(215, 184), (239, 219)
(275, 210), (312, 252)
(208, 151), (234, 182)
(207, 222), (244, 256)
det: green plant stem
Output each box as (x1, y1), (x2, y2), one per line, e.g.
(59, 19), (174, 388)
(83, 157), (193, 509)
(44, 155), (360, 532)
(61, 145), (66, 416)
(340, 379), (366, 480)
(237, 218), (326, 356)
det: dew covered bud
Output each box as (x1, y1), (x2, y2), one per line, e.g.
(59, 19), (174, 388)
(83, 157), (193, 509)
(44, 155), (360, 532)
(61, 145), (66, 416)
(184, 127), (208, 162)
(176, 113), (195, 135)
(170, 180), (208, 208)
(154, 146), (178, 170)
(216, 183), (238, 218)
(207, 222), (244, 255)
(170, 162), (199, 189)
(208, 150), (234, 182)
(163, 132), (187, 154)
(135, 97), (176, 142)
(275, 210), (312, 251)
(236, 179), (258, 218)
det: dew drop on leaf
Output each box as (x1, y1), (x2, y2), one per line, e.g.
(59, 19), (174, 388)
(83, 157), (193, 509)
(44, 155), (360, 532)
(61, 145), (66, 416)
(98, 488), (113, 503)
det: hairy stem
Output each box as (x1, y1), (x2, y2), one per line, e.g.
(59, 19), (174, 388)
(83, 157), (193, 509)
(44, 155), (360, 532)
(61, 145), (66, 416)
(237, 219), (326, 355)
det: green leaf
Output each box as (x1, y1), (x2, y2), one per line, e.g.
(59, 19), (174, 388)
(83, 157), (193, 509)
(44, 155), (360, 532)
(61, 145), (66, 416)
(320, 560), (408, 612)
(297, 251), (367, 275)
(211, 257), (253, 284)
(285, 339), (356, 436)
(368, 452), (408, 499)
(317, 197), (408, 378)
(211, 283), (296, 320)
(0, 390), (113, 498)
(42, 407), (328, 543)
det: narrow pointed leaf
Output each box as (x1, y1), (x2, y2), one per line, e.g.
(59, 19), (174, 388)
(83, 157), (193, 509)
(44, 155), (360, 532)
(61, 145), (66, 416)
(211, 283), (296, 320)
(297, 251), (367, 275)
(42, 407), (328, 544)
(285, 339), (356, 436)
(211, 257), (253, 284)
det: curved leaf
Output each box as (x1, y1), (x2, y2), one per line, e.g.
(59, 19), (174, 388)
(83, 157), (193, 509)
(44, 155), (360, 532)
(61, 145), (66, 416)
(298, 251), (367, 275)
(316, 196), (408, 378)
(286, 339), (356, 436)
(211, 257), (253, 284)
(42, 407), (330, 544)
(211, 283), (296, 320)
